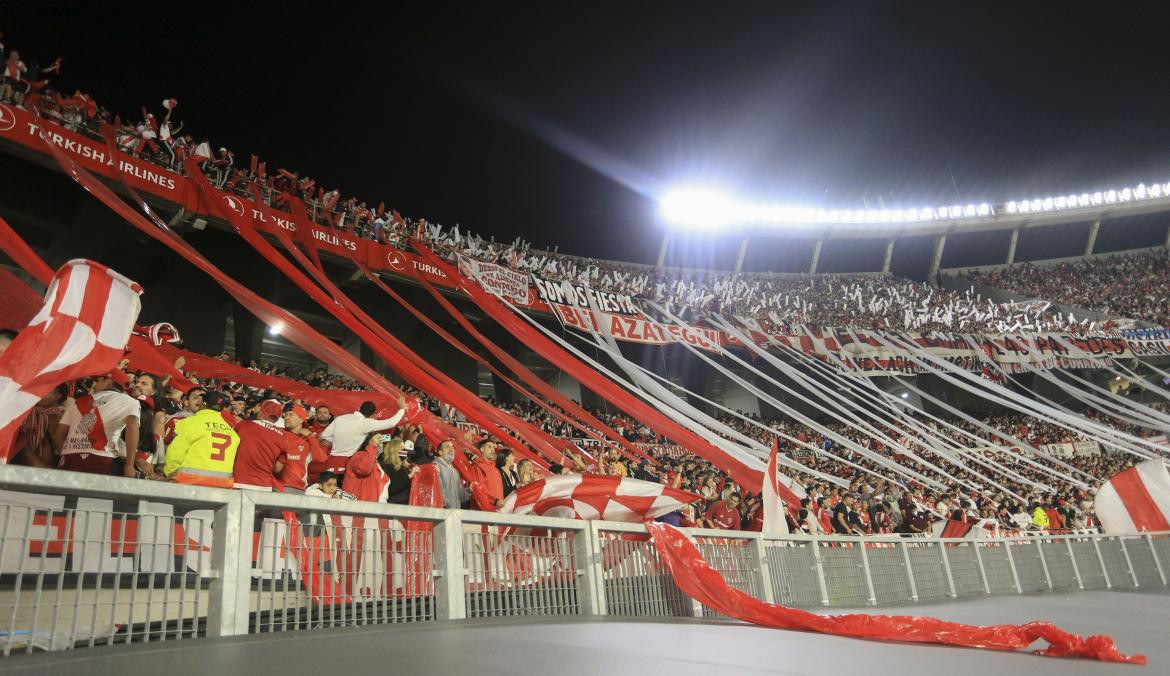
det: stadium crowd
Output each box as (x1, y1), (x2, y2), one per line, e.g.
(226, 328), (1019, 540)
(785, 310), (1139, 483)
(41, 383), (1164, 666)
(2, 325), (1154, 539)
(3, 33), (1153, 337)
(0, 33), (1161, 539)
(962, 249), (1170, 328)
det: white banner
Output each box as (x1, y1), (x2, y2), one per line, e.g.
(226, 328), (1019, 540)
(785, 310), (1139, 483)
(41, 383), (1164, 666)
(458, 255), (534, 304)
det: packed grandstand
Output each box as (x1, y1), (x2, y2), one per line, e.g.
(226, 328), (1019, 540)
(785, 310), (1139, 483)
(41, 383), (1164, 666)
(2, 32), (1170, 546)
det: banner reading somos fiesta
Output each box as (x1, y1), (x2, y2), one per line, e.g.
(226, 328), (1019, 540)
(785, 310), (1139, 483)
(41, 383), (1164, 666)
(531, 276), (725, 352)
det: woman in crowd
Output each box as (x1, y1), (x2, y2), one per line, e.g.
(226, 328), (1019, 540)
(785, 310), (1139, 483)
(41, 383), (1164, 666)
(379, 436), (412, 504)
(496, 449), (517, 496)
(515, 458), (538, 487)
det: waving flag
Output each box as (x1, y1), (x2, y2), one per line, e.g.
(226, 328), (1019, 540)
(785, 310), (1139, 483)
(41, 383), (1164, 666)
(0, 260), (142, 461)
(762, 438), (789, 534)
(1094, 458), (1170, 534)
(502, 474), (700, 523)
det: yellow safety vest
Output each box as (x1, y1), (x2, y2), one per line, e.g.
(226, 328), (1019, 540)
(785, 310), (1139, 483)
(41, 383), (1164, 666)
(164, 409), (240, 486)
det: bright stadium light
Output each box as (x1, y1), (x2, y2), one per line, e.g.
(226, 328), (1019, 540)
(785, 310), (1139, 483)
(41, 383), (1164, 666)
(267, 321), (284, 336)
(657, 172), (1170, 231)
(659, 188), (740, 229)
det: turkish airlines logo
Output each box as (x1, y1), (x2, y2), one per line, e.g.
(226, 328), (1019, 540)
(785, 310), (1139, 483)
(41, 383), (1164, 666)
(386, 251), (406, 271)
(0, 104), (16, 132)
(223, 195), (246, 218)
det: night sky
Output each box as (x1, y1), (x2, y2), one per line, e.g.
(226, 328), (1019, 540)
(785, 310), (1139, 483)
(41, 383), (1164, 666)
(6, 3), (1170, 275)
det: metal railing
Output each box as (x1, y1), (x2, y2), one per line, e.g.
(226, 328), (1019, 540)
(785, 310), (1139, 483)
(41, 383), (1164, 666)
(0, 463), (1165, 656)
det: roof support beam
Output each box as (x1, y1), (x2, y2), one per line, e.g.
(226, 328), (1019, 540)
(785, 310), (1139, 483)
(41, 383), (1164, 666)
(928, 234), (947, 281)
(809, 239), (823, 274)
(734, 237), (749, 274)
(656, 233), (671, 269)
(1006, 228), (1019, 265)
(1084, 219), (1101, 257)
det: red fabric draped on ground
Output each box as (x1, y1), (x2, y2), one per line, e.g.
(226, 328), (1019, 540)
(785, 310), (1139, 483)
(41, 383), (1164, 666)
(644, 522), (1145, 665)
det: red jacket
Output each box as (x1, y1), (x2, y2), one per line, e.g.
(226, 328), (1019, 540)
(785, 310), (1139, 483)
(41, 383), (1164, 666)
(469, 456), (504, 511)
(344, 445), (390, 502)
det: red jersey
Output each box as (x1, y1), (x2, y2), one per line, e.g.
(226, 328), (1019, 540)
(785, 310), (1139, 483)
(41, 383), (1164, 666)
(704, 500), (741, 530)
(232, 419), (290, 489)
(276, 431), (327, 490)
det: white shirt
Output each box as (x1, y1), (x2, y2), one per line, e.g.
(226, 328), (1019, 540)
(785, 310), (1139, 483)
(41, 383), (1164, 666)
(58, 391), (140, 458)
(319, 409), (404, 457)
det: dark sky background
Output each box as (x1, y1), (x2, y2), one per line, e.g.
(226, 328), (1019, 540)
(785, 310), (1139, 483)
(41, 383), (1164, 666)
(6, 3), (1170, 276)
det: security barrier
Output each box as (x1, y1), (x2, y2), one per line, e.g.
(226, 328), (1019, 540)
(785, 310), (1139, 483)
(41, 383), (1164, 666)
(0, 463), (1165, 656)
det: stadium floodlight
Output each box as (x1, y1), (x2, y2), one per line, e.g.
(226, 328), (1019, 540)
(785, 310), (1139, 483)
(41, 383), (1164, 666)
(1005, 201), (1018, 214)
(977, 203), (992, 216)
(1092, 192), (1103, 205)
(1120, 188), (1133, 201)
(1152, 184), (1164, 198)
(267, 321), (284, 336)
(1105, 190), (1117, 203)
(1055, 196), (1067, 209)
(659, 188), (740, 229)
(1135, 184), (1147, 199)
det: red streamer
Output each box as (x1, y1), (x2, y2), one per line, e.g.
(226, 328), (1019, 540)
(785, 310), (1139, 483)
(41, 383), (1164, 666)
(344, 253), (608, 465)
(200, 177), (553, 469)
(405, 260), (655, 466)
(37, 115), (409, 416)
(645, 522), (1145, 664)
(0, 215), (55, 286)
(412, 242), (765, 489)
(0, 265), (43, 329)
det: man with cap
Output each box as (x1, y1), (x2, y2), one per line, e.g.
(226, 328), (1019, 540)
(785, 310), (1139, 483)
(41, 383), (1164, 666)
(164, 390), (240, 488)
(232, 399), (293, 491)
(275, 404), (328, 492)
(52, 372), (141, 476)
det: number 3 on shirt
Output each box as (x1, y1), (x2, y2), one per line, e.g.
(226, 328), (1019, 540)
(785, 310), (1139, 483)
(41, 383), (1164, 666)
(210, 432), (232, 461)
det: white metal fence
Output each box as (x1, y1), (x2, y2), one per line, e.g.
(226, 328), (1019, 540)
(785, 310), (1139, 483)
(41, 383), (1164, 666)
(0, 464), (1165, 655)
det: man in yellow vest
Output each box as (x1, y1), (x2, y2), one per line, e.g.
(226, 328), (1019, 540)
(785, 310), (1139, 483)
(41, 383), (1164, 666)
(165, 391), (240, 488)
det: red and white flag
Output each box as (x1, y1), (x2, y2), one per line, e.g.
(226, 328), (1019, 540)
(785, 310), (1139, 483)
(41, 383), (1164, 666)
(762, 438), (789, 534)
(502, 474), (700, 523)
(1094, 458), (1170, 534)
(0, 260), (142, 461)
